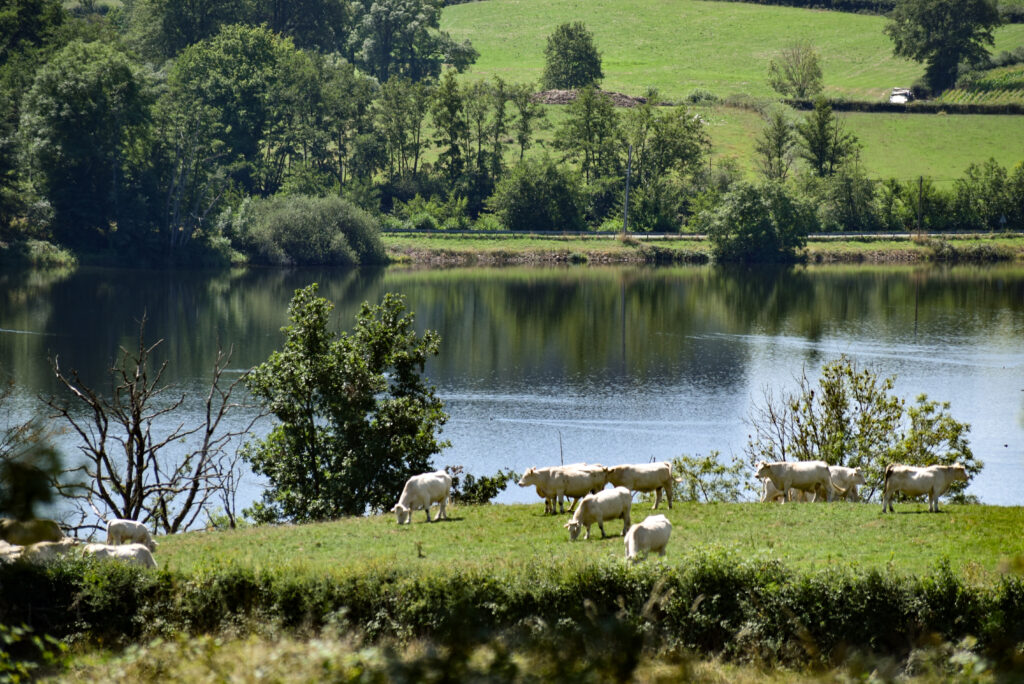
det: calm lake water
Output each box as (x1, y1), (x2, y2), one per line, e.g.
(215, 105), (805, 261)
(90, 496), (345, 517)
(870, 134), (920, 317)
(1, 263), (1022, 514)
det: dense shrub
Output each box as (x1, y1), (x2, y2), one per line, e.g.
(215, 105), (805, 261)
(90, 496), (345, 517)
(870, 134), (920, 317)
(6, 552), (1024, 674)
(444, 466), (518, 504)
(700, 181), (817, 263)
(486, 157), (586, 232)
(225, 195), (386, 266)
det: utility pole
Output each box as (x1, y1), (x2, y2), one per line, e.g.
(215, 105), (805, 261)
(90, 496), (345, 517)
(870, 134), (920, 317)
(622, 144), (633, 237)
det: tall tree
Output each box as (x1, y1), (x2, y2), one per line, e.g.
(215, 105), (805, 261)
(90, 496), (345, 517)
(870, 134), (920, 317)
(754, 108), (797, 182)
(19, 40), (153, 249)
(541, 21), (603, 90)
(554, 86), (620, 184)
(509, 82), (545, 161)
(242, 285), (449, 522)
(348, 0), (476, 83)
(795, 98), (857, 178)
(431, 68), (469, 186)
(885, 0), (1002, 93)
(767, 40), (824, 100)
(44, 319), (257, 535)
(377, 75), (432, 181)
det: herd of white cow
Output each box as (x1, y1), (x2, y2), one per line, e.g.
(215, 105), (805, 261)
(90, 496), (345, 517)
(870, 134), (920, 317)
(392, 460), (971, 561)
(0, 460), (968, 568)
(0, 517), (159, 568)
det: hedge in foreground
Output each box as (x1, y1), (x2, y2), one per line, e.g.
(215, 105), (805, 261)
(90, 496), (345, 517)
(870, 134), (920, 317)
(2, 554), (1024, 671)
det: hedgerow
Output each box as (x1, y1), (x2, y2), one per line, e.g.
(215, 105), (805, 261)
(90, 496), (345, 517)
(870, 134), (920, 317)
(3, 553), (1024, 671)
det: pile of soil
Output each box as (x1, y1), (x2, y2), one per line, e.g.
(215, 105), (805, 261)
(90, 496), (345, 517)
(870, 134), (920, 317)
(531, 89), (651, 107)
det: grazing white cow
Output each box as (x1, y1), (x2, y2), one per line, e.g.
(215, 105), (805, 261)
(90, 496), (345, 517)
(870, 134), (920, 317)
(82, 543), (158, 569)
(0, 518), (62, 546)
(755, 460), (840, 502)
(624, 514), (672, 561)
(392, 470), (452, 524)
(518, 464), (607, 514)
(107, 519), (158, 552)
(882, 463), (968, 513)
(605, 462), (675, 509)
(829, 466), (867, 502)
(565, 486), (632, 541)
(22, 538), (80, 563)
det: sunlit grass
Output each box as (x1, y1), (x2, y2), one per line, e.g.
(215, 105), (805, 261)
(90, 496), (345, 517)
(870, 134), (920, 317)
(159, 503), (1024, 584)
(443, 0), (1024, 102)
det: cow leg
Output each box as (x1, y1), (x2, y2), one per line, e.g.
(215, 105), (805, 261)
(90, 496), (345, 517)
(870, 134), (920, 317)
(666, 485), (673, 509)
(597, 521), (607, 538)
(437, 498), (447, 521)
(567, 497), (579, 513)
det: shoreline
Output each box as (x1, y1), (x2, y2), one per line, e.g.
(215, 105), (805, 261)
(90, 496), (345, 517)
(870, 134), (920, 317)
(384, 232), (1024, 267)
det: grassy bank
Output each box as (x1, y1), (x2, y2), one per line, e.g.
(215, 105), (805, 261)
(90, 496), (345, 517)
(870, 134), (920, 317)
(159, 502), (1024, 581)
(384, 232), (1024, 265)
(6, 503), (1024, 681)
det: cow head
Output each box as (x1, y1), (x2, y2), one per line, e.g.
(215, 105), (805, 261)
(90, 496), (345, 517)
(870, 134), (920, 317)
(564, 520), (582, 541)
(851, 468), (867, 486)
(755, 462), (771, 480)
(392, 503), (411, 525)
(951, 464), (968, 482)
(517, 468), (538, 487)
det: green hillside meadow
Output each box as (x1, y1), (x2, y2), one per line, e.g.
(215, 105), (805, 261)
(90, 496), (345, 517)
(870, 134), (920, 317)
(442, 0), (1024, 101)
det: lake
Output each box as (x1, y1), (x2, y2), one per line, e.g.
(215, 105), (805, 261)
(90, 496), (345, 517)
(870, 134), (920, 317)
(1, 263), (1022, 515)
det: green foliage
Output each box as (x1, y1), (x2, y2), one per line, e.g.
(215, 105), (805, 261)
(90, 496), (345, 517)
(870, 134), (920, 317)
(242, 285), (449, 521)
(795, 98), (859, 178)
(671, 452), (749, 503)
(885, 0), (1003, 93)
(767, 40), (824, 99)
(754, 107), (797, 182)
(702, 181), (815, 263)
(7, 546), (1024, 674)
(486, 156), (586, 231)
(444, 465), (517, 505)
(19, 39), (153, 249)
(0, 420), (61, 521)
(0, 623), (69, 681)
(349, 0), (477, 82)
(540, 21), (603, 90)
(745, 356), (982, 499)
(554, 86), (621, 185)
(226, 194), (385, 266)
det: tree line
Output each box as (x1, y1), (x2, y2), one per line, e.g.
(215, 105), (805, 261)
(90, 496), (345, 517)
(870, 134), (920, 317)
(1, 0), (1022, 267)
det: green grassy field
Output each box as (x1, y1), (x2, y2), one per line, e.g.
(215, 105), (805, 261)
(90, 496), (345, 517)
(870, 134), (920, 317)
(158, 502), (1024, 584)
(695, 105), (1024, 179)
(442, 0), (1024, 102)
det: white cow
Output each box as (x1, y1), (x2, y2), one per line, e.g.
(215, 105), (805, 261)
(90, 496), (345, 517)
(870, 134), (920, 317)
(518, 464), (607, 514)
(605, 462), (674, 509)
(107, 519), (158, 552)
(22, 538), (81, 563)
(392, 470), (452, 524)
(565, 486), (632, 541)
(624, 514), (672, 561)
(829, 466), (867, 502)
(755, 460), (841, 502)
(0, 540), (23, 563)
(882, 463), (968, 513)
(83, 543), (158, 569)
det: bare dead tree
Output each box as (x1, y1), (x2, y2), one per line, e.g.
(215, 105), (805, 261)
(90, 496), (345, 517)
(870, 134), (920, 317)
(43, 317), (262, 536)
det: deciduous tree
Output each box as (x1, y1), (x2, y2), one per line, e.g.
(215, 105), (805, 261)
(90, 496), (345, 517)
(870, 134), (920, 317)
(541, 21), (603, 90)
(767, 40), (823, 99)
(795, 98), (858, 177)
(885, 0), (1001, 94)
(242, 285), (449, 522)
(745, 356), (981, 500)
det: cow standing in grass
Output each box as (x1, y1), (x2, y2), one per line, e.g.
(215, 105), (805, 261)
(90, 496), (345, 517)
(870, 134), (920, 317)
(882, 463), (968, 513)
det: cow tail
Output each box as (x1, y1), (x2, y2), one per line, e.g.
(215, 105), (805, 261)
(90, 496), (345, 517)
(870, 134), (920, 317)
(883, 463), (894, 489)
